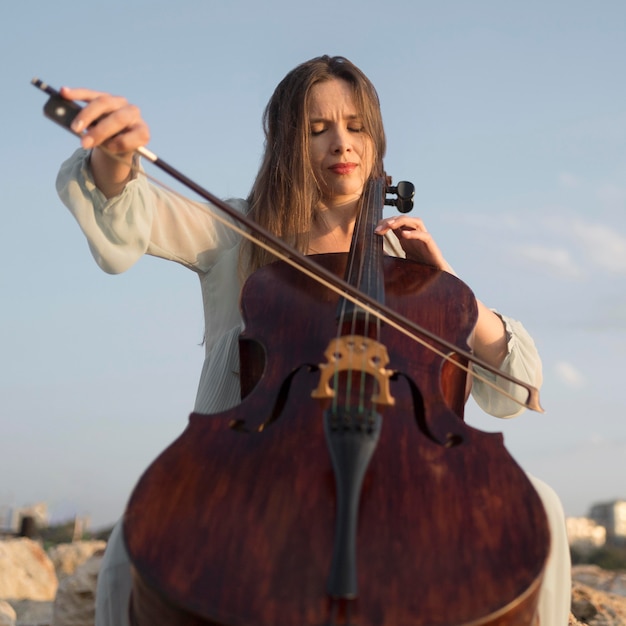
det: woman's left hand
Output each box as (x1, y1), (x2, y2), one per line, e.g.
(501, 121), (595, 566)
(375, 216), (509, 368)
(374, 215), (453, 273)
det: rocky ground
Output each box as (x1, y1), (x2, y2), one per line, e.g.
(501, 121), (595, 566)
(1, 537), (625, 625)
(0, 537), (104, 626)
(569, 565), (626, 625)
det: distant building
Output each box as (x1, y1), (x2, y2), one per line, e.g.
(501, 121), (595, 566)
(3, 503), (49, 533)
(589, 499), (626, 547)
(566, 516), (606, 554)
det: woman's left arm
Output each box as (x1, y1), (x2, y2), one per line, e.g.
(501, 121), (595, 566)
(376, 215), (542, 418)
(472, 300), (508, 368)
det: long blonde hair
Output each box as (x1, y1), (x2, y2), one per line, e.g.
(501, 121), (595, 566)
(240, 55), (387, 279)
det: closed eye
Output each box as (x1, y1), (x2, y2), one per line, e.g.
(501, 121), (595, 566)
(310, 125), (364, 136)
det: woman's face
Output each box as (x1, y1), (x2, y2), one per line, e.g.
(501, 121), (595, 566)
(307, 78), (375, 206)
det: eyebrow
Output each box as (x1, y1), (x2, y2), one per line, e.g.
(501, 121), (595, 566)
(309, 114), (361, 124)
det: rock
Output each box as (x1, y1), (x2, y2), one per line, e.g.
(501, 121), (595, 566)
(5, 537), (626, 626)
(47, 542), (106, 582)
(572, 565), (626, 597)
(8, 600), (53, 626)
(569, 565), (626, 625)
(0, 539), (57, 602)
(51, 553), (102, 626)
(0, 601), (16, 626)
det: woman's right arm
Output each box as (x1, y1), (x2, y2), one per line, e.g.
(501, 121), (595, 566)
(56, 88), (243, 275)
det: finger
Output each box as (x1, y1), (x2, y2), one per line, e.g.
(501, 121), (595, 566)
(98, 120), (151, 154)
(70, 94), (131, 136)
(375, 216), (426, 235)
(58, 87), (112, 137)
(57, 87), (150, 155)
(395, 227), (431, 242)
(59, 89), (130, 133)
(374, 216), (401, 234)
(80, 101), (143, 145)
(60, 86), (110, 102)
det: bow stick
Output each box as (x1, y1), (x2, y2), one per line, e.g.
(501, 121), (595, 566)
(32, 78), (543, 413)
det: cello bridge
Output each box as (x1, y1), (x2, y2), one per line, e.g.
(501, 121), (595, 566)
(311, 335), (395, 406)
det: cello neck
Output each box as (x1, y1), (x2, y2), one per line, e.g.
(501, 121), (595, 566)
(339, 177), (386, 319)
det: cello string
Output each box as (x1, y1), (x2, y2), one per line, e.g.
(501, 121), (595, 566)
(89, 145), (540, 413)
(348, 195), (367, 416)
(335, 178), (385, 416)
(336, 192), (364, 416)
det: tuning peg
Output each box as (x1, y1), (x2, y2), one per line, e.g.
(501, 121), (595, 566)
(384, 181), (415, 213)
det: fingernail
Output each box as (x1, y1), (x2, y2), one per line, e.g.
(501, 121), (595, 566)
(72, 119), (84, 133)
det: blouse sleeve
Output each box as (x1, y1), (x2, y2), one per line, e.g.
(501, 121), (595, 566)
(470, 311), (543, 419)
(56, 148), (243, 275)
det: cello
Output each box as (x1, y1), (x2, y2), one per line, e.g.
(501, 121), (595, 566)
(123, 179), (549, 625)
(34, 80), (550, 625)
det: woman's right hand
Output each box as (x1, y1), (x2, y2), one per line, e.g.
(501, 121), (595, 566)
(60, 87), (150, 198)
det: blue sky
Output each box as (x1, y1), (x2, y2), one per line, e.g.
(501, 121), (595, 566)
(1, 0), (625, 529)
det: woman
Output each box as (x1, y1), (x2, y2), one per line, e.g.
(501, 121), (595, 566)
(57, 56), (570, 625)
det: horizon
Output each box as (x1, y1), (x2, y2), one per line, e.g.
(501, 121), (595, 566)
(4, 494), (626, 535)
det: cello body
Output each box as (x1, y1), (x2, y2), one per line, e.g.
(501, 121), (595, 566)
(124, 253), (550, 626)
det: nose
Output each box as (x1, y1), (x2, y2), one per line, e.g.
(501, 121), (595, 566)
(330, 126), (352, 154)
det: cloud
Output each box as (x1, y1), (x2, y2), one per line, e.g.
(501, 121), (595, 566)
(445, 202), (626, 277)
(536, 214), (626, 275)
(569, 218), (626, 273)
(515, 244), (585, 279)
(554, 360), (586, 388)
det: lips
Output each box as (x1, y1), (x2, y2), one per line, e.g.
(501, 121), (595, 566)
(329, 162), (357, 175)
